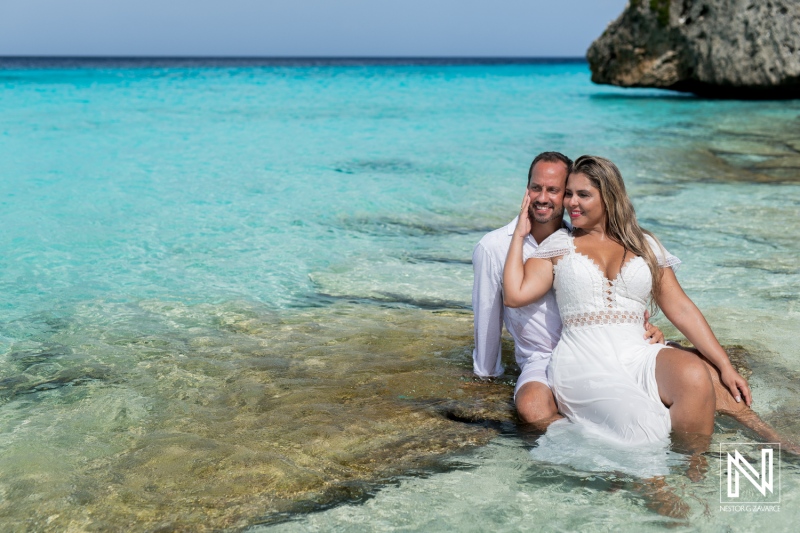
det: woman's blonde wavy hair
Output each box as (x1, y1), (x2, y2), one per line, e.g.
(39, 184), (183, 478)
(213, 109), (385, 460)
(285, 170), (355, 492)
(570, 155), (666, 310)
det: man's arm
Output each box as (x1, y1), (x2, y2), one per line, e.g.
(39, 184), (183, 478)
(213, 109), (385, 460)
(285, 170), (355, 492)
(472, 241), (504, 377)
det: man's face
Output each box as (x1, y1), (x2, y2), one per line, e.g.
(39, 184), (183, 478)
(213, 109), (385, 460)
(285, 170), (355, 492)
(527, 161), (568, 224)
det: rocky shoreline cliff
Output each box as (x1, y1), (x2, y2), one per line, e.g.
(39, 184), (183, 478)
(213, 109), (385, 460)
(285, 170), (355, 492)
(587, 0), (800, 98)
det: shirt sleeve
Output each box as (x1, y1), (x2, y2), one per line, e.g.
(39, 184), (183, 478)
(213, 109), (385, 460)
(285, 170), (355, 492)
(531, 228), (572, 259)
(472, 240), (504, 377)
(644, 234), (681, 272)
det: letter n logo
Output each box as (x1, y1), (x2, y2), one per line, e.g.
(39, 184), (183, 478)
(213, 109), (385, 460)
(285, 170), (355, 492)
(720, 443), (780, 503)
(728, 448), (772, 497)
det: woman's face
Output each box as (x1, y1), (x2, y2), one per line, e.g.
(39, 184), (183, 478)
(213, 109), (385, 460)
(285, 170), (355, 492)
(565, 172), (605, 230)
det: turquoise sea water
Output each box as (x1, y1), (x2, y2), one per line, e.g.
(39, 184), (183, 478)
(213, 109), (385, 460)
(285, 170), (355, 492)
(0, 60), (799, 531)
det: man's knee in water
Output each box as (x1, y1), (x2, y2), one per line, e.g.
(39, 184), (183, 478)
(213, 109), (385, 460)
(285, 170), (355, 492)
(515, 381), (558, 423)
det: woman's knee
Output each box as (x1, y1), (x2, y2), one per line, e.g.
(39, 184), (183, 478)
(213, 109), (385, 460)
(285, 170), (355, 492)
(673, 357), (715, 409)
(657, 349), (714, 404)
(681, 357), (713, 390)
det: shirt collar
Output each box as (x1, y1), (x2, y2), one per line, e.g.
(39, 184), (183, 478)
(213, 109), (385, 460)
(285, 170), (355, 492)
(505, 217), (519, 236)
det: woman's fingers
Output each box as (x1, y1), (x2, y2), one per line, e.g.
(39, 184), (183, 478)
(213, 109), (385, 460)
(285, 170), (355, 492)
(738, 377), (753, 407)
(724, 374), (753, 407)
(513, 191), (532, 237)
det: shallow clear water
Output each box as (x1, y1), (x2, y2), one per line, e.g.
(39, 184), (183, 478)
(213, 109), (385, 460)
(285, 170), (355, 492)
(263, 436), (800, 533)
(0, 60), (799, 531)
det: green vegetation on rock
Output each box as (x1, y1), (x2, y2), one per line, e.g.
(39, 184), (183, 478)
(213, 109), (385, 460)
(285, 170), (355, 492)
(649, 0), (671, 27)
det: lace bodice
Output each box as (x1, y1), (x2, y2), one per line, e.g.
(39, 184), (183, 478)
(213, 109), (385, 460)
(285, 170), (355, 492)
(531, 229), (680, 330)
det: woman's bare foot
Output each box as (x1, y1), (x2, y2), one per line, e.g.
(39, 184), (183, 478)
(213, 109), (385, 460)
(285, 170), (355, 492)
(669, 431), (711, 482)
(686, 452), (709, 483)
(636, 477), (690, 519)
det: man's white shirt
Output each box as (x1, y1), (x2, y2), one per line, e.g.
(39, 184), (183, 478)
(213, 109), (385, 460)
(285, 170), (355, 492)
(472, 217), (563, 377)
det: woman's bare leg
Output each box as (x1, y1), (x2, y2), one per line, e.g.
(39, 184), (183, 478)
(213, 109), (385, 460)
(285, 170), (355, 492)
(655, 348), (716, 436)
(655, 347), (717, 482)
(669, 343), (800, 455)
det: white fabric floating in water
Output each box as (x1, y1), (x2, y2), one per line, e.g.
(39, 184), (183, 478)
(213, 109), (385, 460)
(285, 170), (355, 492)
(529, 419), (686, 478)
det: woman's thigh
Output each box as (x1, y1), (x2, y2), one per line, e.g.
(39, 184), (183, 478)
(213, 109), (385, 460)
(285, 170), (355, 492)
(655, 348), (713, 407)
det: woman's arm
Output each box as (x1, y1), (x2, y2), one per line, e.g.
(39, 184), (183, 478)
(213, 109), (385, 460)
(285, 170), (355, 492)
(656, 268), (752, 406)
(502, 193), (555, 308)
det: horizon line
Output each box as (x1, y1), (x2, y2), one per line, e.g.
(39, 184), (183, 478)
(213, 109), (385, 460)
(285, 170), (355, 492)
(0, 55), (588, 67)
(0, 55), (586, 59)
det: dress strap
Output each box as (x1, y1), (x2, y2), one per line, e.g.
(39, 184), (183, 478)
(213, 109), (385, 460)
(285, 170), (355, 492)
(531, 228), (573, 259)
(566, 229), (576, 253)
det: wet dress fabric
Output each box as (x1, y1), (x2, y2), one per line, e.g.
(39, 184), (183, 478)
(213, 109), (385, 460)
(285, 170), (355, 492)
(531, 229), (681, 445)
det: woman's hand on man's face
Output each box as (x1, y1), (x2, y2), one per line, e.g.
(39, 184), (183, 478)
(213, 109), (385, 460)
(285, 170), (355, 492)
(514, 190), (532, 238)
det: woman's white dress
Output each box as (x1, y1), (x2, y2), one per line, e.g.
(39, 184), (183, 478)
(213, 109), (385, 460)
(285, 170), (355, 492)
(531, 228), (681, 445)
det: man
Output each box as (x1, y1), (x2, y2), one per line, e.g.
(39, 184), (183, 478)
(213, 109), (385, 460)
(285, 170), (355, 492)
(473, 151), (749, 427)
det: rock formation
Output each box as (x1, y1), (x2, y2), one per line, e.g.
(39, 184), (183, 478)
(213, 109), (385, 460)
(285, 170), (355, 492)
(587, 0), (800, 98)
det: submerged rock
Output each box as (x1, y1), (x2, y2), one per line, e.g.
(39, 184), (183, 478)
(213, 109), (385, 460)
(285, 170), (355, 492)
(588, 0), (800, 98)
(676, 115), (800, 183)
(0, 301), (516, 532)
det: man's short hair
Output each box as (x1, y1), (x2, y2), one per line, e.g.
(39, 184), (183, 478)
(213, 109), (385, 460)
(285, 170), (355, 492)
(527, 152), (573, 186)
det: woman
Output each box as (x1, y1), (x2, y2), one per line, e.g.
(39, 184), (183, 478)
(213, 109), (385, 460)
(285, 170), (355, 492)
(503, 155), (751, 446)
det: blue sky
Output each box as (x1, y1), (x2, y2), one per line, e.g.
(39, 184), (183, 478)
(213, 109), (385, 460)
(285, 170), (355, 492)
(0, 0), (627, 57)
